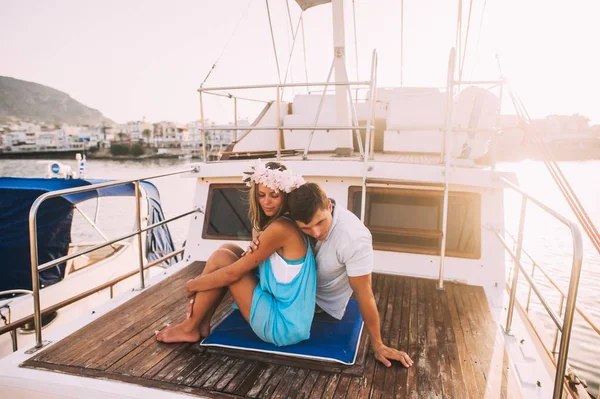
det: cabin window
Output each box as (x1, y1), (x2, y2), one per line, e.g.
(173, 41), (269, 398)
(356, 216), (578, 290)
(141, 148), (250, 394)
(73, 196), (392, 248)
(348, 187), (481, 259)
(203, 184), (252, 240)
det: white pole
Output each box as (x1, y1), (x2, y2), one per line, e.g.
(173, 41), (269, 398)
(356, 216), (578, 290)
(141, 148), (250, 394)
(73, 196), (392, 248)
(438, 48), (456, 290)
(332, 0), (353, 155)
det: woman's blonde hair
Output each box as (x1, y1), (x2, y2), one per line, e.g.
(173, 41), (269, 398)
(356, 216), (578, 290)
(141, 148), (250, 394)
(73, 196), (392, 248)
(248, 161), (289, 232)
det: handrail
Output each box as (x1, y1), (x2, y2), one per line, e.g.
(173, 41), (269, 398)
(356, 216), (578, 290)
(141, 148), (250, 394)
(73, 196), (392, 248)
(497, 176), (583, 399)
(198, 80), (372, 92)
(504, 230), (600, 337)
(197, 57), (377, 163)
(0, 249), (184, 348)
(27, 167), (199, 352)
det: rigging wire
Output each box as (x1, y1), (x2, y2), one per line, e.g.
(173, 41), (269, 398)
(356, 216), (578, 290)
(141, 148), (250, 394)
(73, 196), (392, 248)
(201, 0), (255, 87)
(400, 0), (404, 86)
(285, 0), (296, 98)
(459, 0), (475, 82)
(352, 0), (360, 86)
(455, 0), (463, 80)
(469, 0), (489, 80)
(507, 86), (600, 254)
(301, 15), (309, 86)
(265, 0), (283, 85)
(281, 14), (304, 99)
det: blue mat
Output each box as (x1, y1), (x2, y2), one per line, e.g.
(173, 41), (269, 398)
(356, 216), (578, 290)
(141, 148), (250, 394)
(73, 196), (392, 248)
(200, 299), (364, 365)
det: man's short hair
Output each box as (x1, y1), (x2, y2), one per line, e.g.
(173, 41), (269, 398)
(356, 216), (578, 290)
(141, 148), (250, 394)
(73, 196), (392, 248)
(287, 182), (329, 224)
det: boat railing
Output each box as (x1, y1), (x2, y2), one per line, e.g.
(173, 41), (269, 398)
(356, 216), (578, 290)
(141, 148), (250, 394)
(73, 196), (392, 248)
(0, 167), (202, 354)
(503, 228), (599, 397)
(198, 50), (379, 162)
(492, 176), (584, 399)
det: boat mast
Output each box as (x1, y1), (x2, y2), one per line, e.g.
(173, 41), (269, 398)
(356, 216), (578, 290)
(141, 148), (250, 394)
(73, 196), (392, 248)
(331, 0), (353, 156)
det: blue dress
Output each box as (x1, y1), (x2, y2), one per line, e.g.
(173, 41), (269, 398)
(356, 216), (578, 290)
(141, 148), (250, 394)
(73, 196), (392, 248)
(248, 236), (316, 346)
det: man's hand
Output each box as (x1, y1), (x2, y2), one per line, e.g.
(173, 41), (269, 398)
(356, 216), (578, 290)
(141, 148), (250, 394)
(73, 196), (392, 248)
(373, 343), (413, 368)
(242, 235), (261, 256)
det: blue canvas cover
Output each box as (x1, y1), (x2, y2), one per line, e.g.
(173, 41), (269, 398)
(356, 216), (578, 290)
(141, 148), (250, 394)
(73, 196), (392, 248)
(200, 299), (364, 365)
(0, 177), (178, 293)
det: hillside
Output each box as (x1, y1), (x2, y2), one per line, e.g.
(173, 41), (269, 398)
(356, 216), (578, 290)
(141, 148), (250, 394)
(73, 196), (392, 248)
(0, 76), (113, 125)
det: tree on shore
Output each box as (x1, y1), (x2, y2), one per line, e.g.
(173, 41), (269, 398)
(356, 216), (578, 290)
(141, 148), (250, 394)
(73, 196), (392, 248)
(142, 129), (151, 145)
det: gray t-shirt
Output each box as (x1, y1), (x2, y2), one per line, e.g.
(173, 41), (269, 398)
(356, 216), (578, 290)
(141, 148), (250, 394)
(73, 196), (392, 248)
(314, 205), (374, 319)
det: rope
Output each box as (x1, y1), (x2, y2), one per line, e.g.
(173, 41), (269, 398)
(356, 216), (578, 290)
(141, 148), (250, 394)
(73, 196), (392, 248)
(459, 0), (475, 82)
(201, 0), (255, 87)
(265, 0), (282, 85)
(508, 86), (600, 254)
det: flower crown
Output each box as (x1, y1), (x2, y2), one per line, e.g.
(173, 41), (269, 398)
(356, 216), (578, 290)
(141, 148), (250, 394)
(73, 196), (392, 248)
(242, 160), (305, 193)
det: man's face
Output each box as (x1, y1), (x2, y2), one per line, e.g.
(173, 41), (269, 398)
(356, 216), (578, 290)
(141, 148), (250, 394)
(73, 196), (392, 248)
(295, 200), (333, 241)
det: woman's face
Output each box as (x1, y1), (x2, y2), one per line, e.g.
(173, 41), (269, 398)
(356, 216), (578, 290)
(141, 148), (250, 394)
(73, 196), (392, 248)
(257, 184), (284, 217)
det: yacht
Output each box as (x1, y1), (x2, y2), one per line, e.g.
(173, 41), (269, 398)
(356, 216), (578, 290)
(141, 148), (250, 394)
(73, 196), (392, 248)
(0, 1), (595, 398)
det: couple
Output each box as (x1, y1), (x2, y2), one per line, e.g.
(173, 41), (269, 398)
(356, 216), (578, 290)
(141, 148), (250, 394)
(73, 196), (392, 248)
(156, 161), (413, 368)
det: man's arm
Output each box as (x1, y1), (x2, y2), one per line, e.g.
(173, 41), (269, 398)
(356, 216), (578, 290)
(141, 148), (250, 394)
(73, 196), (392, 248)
(348, 274), (413, 368)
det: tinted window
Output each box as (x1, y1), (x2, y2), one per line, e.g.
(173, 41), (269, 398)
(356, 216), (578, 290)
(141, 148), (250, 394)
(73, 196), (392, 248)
(203, 184), (252, 240)
(349, 187), (480, 258)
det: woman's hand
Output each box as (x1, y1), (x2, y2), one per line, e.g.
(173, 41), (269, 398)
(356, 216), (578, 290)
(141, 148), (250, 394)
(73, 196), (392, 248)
(184, 279), (197, 298)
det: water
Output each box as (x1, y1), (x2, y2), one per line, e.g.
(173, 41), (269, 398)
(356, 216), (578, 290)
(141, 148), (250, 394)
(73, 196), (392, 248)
(1, 158), (599, 393)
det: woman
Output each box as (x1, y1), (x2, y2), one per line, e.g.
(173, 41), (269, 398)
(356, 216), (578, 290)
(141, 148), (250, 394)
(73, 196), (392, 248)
(156, 161), (316, 346)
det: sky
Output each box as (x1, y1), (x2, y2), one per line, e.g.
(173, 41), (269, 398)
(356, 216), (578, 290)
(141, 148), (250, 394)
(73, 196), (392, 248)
(1, 0), (598, 124)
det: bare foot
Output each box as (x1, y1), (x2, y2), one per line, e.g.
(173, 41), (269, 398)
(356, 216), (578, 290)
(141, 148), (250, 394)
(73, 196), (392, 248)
(155, 322), (201, 343)
(199, 321), (211, 338)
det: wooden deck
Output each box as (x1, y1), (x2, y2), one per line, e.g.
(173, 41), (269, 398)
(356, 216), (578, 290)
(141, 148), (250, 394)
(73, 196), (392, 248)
(22, 262), (521, 398)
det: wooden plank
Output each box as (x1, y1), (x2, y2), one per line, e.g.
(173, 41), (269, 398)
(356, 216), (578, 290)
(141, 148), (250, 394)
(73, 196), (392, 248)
(414, 279), (435, 396)
(332, 375), (351, 398)
(154, 346), (201, 382)
(216, 358), (249, 391)
(95, 298), (188, 371)
(223, 360), (258, 393)
(188, 355), (227, 387)
(455, 285), (490, 395)
(23, 273), (528, 399)
(308, 372), (331, 399)
(383, 277), (405, 398)
(446, 284), (481, 398)
(39, 262), (203, 366)
(233, 362), (276, 398)
(395, 276), (412, 398)
(370, 275), (394, 398)
(245, 364), (278, 398)
(343, 376), (363, 398)
(257, 366), (288, 399)
(174, 352), (213, 386)
(141, 342), (192, 379)
(201, 357), (237, 390)
(466, 285), (513, 399)
(424, 280), (442, 396)
(320, 373), (341, 399)
(431, 283), (455, 398)
(24, 360), (237, 399)
(205, 344), (365, 377)
(270, 367), (308, 399)
(295, 370), (320, 399)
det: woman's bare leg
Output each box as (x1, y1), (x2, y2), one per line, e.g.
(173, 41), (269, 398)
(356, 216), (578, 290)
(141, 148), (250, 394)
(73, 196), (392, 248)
(156, 246), (253, 343)
(197, 244), (245, 337)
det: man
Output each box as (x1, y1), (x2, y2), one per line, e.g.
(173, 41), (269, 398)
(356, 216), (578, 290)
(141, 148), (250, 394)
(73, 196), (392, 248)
(249, 182), (413, 368)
